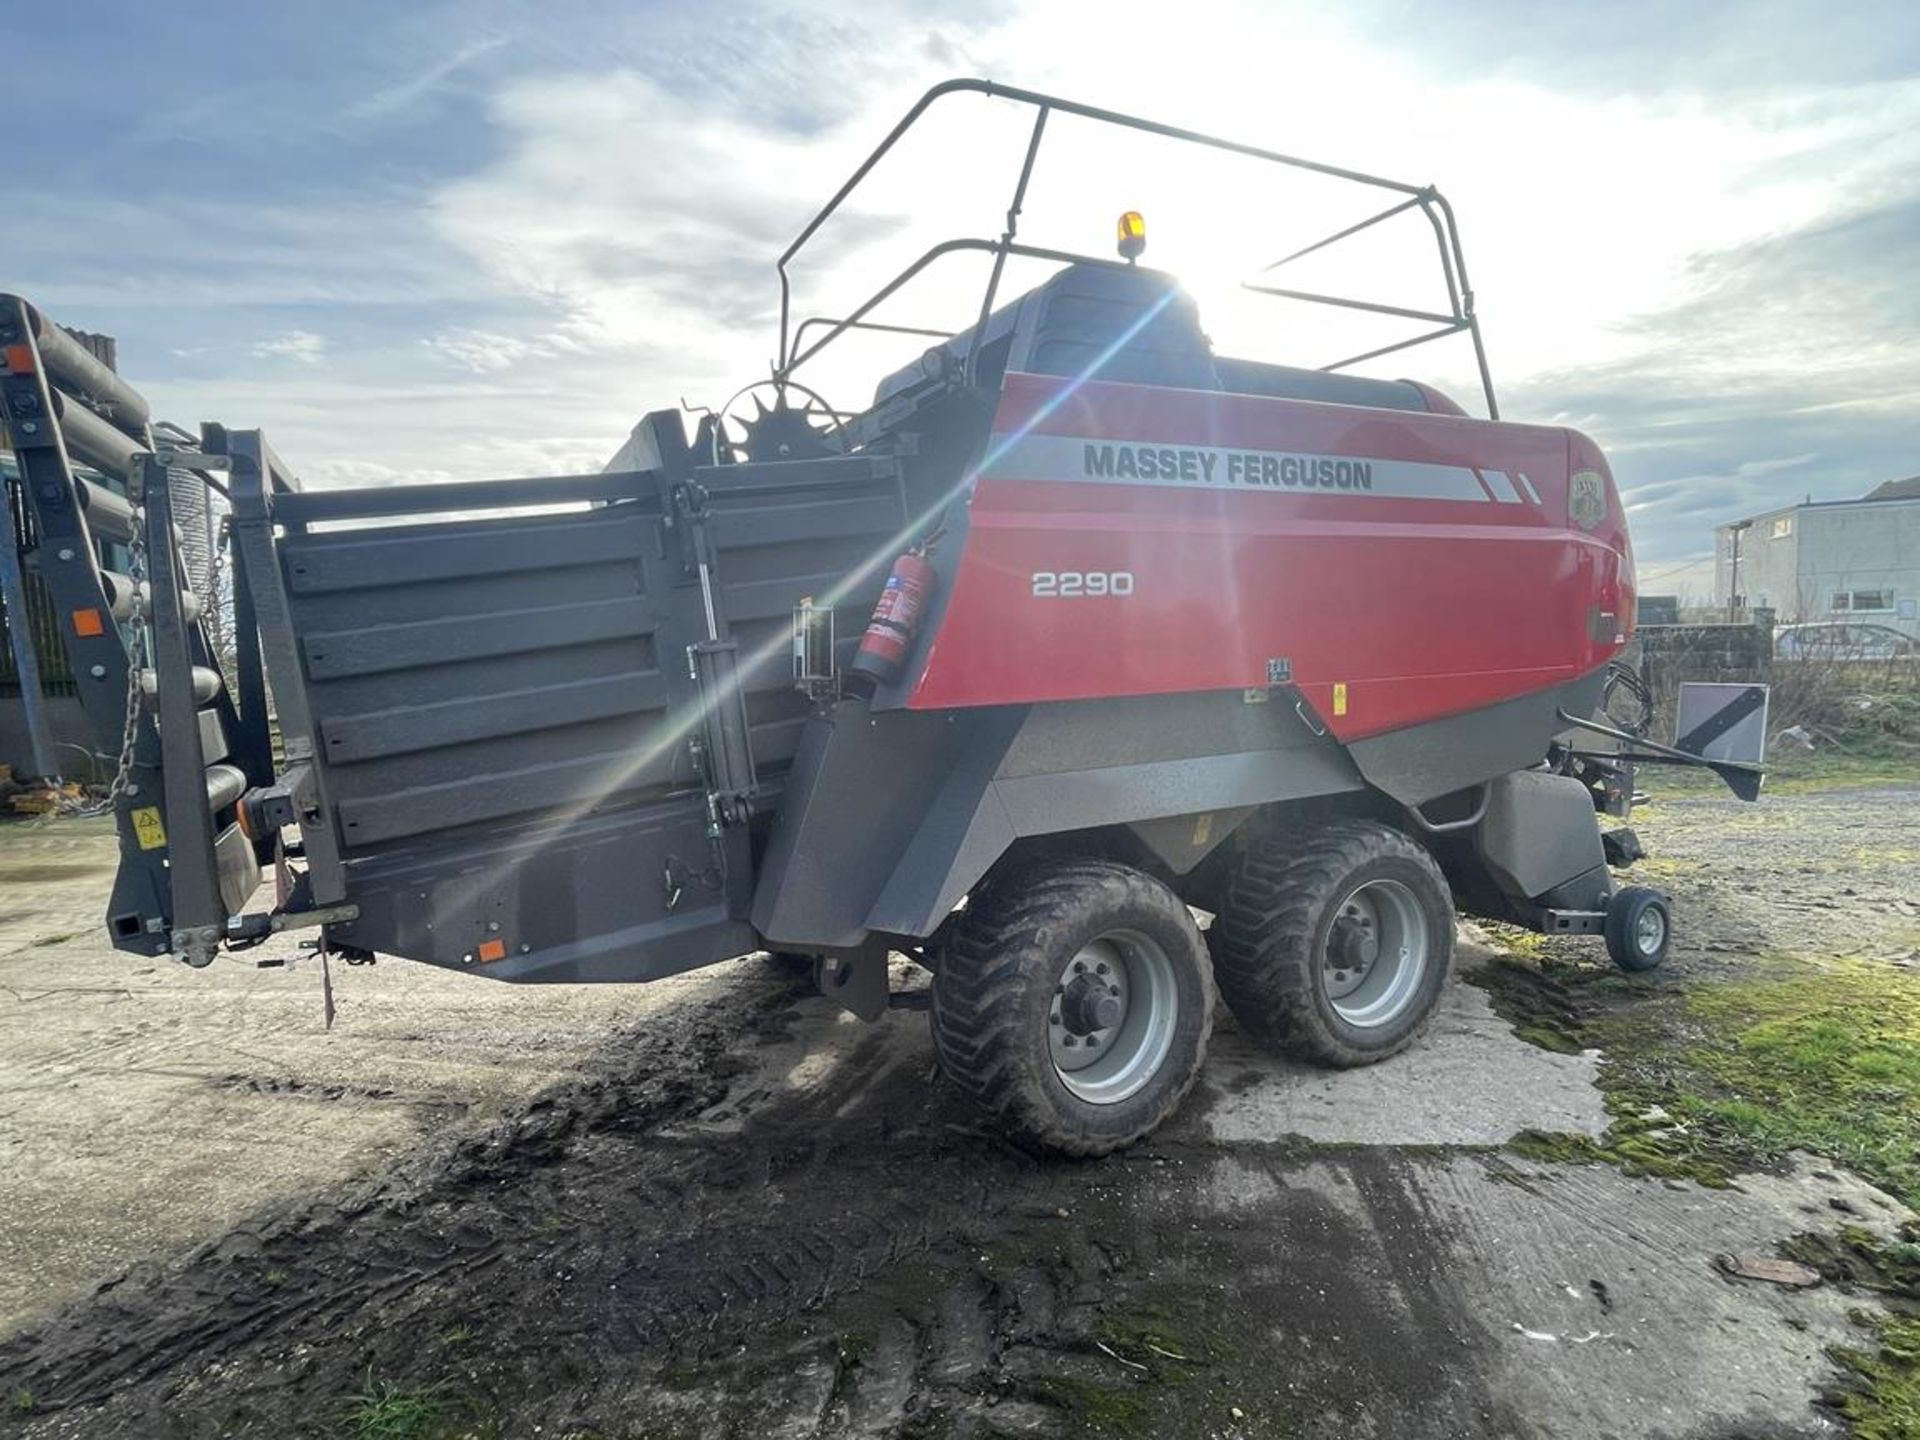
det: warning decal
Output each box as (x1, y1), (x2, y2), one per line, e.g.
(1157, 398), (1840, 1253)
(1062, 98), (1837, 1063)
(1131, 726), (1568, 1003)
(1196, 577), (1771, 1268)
(131, 806), (167, 851)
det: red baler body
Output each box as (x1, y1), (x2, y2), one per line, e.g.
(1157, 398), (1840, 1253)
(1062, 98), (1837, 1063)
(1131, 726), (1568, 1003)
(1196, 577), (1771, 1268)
(911, 372), (1635, 739)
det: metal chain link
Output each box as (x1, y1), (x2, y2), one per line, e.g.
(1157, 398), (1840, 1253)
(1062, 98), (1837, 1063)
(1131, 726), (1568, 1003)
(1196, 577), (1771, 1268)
(89, 520), (149, 812)
(204, 511), (231, 683)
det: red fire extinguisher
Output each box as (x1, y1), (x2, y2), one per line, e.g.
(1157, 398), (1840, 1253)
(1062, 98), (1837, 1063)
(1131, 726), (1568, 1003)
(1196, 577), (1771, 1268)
(850, 545), (938, 687)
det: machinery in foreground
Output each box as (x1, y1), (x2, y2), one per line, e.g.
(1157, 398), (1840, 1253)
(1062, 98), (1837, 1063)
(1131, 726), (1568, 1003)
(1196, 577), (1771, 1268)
(4, 81), (1760, 1154)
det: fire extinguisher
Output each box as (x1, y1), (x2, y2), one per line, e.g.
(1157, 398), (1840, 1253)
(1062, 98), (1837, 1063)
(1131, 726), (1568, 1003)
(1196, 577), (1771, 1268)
(849, 544), (938, 688)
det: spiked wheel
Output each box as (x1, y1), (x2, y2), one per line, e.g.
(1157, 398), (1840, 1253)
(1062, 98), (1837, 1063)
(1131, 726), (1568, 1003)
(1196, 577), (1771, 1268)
(718, 380), (845, 463)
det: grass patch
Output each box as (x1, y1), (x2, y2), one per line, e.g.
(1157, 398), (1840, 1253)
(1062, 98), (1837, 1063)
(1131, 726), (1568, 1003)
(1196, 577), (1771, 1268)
(1678, 963), (1920, 1200)
(7, 1387), (34, 1415)
(1484, 952), (1920, 1203)
(329, 1375), (484, 1440)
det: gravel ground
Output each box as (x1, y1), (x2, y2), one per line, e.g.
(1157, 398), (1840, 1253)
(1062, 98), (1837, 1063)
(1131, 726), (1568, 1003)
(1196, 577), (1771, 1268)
(0, 774), (1915, 1438)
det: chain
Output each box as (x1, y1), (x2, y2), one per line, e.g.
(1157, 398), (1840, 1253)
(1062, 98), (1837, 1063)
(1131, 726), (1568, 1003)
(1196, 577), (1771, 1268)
(92, 521), (149, 811)
(204, 512), (231, 682)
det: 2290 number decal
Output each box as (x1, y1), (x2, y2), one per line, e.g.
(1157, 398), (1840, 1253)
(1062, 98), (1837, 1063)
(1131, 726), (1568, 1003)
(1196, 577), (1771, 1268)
(1031, 571), (1135, 598)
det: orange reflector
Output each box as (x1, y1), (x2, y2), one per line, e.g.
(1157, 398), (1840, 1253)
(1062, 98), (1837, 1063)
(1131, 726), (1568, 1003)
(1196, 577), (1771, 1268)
(3, 344), (34, 374)
(477, 938), (507, 963)
(71, 608), (105, 637)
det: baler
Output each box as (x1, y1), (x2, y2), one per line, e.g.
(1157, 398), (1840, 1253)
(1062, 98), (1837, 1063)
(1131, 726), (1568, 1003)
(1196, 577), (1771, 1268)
(3, 80), (1759, 1154)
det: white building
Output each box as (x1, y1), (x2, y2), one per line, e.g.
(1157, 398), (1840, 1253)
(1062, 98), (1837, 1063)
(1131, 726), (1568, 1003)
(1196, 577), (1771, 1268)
(1714, 476), (1920, 639)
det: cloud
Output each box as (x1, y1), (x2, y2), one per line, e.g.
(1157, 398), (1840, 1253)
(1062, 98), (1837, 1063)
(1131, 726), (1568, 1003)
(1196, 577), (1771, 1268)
(8, 0), (1916, 583)
(251, 330), (328, 364)
(346, 35), (507, 121)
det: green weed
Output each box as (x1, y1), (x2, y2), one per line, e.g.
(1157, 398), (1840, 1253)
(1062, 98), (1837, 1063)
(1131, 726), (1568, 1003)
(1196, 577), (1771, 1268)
(329, 1375), (477, 1440)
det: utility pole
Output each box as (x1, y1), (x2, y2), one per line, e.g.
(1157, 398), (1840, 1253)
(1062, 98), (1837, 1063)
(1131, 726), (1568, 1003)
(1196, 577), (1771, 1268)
(1726, 520), (1750, 624)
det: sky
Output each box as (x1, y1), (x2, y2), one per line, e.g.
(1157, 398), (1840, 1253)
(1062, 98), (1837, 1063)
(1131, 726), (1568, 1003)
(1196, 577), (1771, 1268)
(6, 0), (1918, 598)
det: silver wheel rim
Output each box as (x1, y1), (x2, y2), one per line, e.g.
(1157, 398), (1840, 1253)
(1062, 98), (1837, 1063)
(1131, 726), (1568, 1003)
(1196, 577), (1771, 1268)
(1048, 929), (1178, 1105)
(1634, 905), (1666, 956)
(1324, 879), (1431, 1029)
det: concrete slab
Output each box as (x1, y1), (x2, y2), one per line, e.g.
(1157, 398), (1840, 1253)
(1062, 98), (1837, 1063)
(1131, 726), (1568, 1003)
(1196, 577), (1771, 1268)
(1202, 952), (1608, 1148)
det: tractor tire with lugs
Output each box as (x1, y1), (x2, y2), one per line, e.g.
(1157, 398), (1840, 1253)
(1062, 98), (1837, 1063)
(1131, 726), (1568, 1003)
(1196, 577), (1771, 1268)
(931, 857), (1214, 1157)
(1210, 820), (1453, 1068)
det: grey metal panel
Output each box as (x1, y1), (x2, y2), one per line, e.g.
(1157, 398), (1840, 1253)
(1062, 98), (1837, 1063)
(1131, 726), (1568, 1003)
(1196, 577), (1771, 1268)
(227, 430), (350, 904)
(289, 561), (651, 631)
(302, 596), (657, 679)
(752, 700), (1024, 947)
(196, 707), (229, 765)
(310, 637), (662, 719)
(760, 691), (1368, 947)
(143, 474), (222, 937)
(214, 822), (262, 916)
(320, 670), (668, 764)
(284, 511), (649, 594)
(874, 697), (1364, 935)
(996, 690), (1323, 776)
(1346, 668), (1609, 806)
(994, 746), (1360, 835)
(335, 738), (687, 846)
(721, 569), (872, 625)
(706, 494), (900, 551)
(1473, 770), (1607, 902)
(1128, 807), (1256, 874)
(333, 795), (753, 981)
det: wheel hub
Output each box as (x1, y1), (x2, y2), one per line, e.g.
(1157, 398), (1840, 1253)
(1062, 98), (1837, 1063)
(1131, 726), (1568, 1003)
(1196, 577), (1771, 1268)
(1635, 905), (1666, 954)
(1325, 905), (1381, 998)
(1047, 932), (1178, 1104)
(1061, 972), (1124, 1034)
(1322, 879), (1431, 1027)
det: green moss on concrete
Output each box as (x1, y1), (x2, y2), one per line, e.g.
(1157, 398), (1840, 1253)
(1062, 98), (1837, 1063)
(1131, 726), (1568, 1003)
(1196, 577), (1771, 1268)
(1487, 936), (1920, 1433)
(1487, 950), (1920, 1204)
(1828, 1315), (1920, 1440)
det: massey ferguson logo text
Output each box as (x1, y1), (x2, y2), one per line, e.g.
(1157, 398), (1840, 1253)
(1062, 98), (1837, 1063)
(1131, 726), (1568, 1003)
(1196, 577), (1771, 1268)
(1083, 443), (1374, 491)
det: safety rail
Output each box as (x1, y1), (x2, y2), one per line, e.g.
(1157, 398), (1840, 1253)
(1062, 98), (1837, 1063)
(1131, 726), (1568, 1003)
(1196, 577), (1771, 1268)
(773, 78), (1498, 417)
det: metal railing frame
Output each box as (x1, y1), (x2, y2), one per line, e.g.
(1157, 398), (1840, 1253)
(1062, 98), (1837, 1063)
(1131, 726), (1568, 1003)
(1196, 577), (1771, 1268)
(773, 78), (1499, 418)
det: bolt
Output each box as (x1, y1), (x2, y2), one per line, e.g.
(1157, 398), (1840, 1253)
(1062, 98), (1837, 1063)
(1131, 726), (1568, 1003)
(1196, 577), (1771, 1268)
(1095, 961), (1109, 975)
(1062, 1035), (1077, 1047)
(487, 921), (501, 932)
(89, 664), (106, 678)
(1049, 1014), (1061, 1026)
(19, 420), (36, 434)
(56, 547), (74, 562)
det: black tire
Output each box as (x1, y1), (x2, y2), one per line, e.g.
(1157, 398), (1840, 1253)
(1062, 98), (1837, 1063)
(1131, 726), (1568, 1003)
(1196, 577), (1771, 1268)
(930, 858), (1214, 1157)
(1210, 820), (1454, 1067)
(1605, 886), (1671, 972)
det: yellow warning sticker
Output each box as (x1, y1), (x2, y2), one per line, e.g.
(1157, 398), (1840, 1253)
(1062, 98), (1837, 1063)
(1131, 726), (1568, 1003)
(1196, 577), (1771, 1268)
(131, 806), (167, 851)
(1332, 683), (1349, 717)
(1191, 812), (1215, 847)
